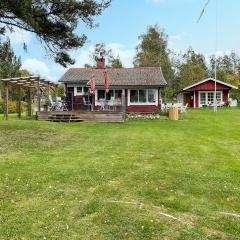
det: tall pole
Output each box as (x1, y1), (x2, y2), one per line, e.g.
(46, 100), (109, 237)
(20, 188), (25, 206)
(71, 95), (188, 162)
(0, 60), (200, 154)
(214, 0), (218, 112)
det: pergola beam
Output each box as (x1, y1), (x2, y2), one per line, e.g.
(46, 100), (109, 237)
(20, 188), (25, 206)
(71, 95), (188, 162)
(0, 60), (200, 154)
(1, 76), (57, 120)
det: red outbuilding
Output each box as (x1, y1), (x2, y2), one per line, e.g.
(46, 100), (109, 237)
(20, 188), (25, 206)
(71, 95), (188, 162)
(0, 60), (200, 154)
(177, 78), (238, 108)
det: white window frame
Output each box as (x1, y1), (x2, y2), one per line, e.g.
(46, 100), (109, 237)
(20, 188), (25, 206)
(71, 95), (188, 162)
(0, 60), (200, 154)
(127, 89), (158, 106)
(198, 91), (223, 107)
(95, 89), (124, 106)
(74, 86), (89, 96)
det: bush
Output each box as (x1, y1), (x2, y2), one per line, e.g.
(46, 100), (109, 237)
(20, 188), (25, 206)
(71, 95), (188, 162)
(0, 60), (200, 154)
(0, 99), (26, 114)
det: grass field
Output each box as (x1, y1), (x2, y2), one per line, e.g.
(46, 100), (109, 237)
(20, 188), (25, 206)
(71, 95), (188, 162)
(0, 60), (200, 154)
(0, 109), (240, 240)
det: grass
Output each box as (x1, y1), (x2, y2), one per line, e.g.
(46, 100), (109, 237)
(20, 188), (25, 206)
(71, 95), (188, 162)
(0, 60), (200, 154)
(0, 108), (240, 240)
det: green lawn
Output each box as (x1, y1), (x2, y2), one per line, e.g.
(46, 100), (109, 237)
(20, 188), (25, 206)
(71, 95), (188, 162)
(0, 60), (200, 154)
(0, 109), (240, 240)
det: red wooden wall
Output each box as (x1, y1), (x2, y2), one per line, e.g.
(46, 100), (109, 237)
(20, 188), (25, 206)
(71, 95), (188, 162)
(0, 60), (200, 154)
(189, 81), (231, 91)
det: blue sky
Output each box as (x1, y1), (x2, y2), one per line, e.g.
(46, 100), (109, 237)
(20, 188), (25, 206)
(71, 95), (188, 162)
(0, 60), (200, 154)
(6, 0), (240, 81)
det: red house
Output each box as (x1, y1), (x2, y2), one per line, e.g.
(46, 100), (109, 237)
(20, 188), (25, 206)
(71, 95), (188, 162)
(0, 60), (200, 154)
(177, 78), (238, 108)
(59, 65), (167, 113)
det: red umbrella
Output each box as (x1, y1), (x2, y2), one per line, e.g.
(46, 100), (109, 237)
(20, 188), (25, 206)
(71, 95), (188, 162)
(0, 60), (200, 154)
(104, 69), (110, 93)
(90, 74), (95, 95)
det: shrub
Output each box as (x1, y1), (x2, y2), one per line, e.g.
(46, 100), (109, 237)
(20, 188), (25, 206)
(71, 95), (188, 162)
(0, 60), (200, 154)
(0, 99), (26, 114)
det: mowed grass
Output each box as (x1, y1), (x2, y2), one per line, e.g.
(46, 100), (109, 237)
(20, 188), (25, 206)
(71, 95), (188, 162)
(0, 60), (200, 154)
(0, 109), (240, 240)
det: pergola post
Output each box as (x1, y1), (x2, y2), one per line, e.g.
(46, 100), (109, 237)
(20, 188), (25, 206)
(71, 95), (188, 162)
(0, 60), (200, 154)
(17, 85), (21, 118)
(37, 78), (41, 112)
(3, 81), (9, 120)
(27, 89), (32, 117)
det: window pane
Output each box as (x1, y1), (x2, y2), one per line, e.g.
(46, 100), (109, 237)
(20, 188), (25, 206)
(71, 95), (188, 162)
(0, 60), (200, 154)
(106, 90), (114, 100)
(148, 89), (156, 103)
(200, 92), (206, 105)
(97, 90), (105, 100)
(208, 92), (214, 104)
(139, 90), (146, 102)
(216, 92), (221, 101)
(76, 87), (82, 93)
(130, 90), (138, 103)
(115, 90), (122, 99)
(83, 87), (89, 94)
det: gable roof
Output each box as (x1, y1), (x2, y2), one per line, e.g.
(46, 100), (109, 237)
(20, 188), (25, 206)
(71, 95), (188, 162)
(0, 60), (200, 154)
(183, 78), (238, 91)
(58, 67), (167, 87)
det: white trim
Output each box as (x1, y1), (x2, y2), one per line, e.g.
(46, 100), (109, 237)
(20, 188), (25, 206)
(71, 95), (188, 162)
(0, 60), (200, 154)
(127, 89), (158, 106)
(183, 78), (238, 91)
(198, 91), (223, 107)
(74, 86), (89, 96)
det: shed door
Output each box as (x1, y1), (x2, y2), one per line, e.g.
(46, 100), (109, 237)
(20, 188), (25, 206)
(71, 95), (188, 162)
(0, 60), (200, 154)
(184, 93), (191, 106)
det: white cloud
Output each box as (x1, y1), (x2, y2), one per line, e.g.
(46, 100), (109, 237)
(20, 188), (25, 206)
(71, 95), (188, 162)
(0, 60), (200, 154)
(73, 43), (135, 68)
(21, 58), (51, 77)
(107, 43), (135, 67)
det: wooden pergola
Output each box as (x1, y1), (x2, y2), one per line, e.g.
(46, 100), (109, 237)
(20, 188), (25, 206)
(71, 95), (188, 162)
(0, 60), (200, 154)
(1, 76), (57, 120)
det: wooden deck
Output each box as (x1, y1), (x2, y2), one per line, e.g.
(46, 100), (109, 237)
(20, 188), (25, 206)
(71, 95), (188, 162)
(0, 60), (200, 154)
(37, 111), (125, 123)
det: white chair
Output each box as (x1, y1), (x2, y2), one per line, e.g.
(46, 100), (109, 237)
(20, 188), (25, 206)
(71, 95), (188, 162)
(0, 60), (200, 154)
(180, 103), (188, 113)
(161, 103), (166, 111)
(83, 97), (91, 109)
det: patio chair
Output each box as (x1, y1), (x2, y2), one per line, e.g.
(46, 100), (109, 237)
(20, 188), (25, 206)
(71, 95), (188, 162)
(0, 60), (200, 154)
(161, 103), (165, 110)
(180, 103), (188, 113)
(48, 95), (56, 111)
(83, 96), (92, 110)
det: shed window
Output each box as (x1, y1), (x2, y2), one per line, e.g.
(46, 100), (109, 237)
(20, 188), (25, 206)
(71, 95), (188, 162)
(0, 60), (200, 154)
(208, 92), (214, 104)
(199, 91), (222, 106)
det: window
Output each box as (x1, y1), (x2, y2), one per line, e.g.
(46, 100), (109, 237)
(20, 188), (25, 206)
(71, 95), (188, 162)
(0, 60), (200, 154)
(208, 92), (214, 104)
(216, 92), (221, 102)
(129, 89), (157, 104)
(76, 87), (82, 93)
(97, 90), (105, 100)
(200, 92), (206, 105)
(75, 86), (89, 95)
(106, 90), (114, 100)
(148, 89), (156, 103)
(139, 90), (147, 102)
(96, 90), (123, 102)
(130, 90), (138, 103)
(83, 87), (89, 94)
(115, 90), (122, 99)
(199, 91), (222, 106)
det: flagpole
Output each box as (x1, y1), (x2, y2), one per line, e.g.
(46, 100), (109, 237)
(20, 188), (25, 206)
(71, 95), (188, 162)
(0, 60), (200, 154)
(214, 0), (218, 112)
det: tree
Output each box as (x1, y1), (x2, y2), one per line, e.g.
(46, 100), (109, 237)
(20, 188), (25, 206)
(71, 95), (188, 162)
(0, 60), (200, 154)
(209, 51), (240, 86)
(176, 48), (207, 90)
(111, 56), (123, 68)
(133, 25), (174, 97)
(19, 69), (32, 77)
(91, 43), (113, 67)
(0, 0), (111, 67)
(0, 38), (21, 79)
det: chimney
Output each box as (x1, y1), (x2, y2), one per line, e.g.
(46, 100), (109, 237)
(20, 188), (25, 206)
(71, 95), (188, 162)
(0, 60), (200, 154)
(96, 57), (105, 68)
